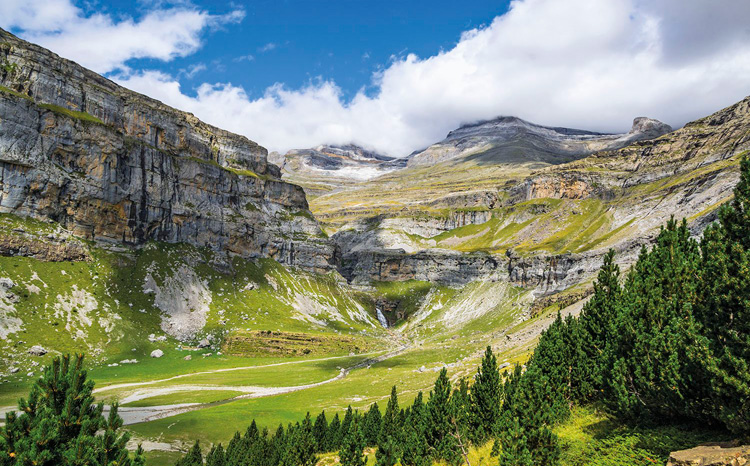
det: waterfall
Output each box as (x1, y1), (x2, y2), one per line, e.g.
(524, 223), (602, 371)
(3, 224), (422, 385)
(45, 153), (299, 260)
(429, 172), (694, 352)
(376, 307), (389, 328)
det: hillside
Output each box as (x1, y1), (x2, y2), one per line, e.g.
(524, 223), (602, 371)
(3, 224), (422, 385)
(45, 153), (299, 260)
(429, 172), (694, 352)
(269, 144), (404, 198)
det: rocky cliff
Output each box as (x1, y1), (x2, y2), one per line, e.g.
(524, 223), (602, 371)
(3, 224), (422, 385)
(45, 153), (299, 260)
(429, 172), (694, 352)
(0, 28), (334, 271)
(407, 115), (673, 167)
(329, 98), (749, 294)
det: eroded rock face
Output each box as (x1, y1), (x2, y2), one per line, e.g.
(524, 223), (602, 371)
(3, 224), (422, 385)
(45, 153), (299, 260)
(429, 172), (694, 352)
(0, 28), (334, 272)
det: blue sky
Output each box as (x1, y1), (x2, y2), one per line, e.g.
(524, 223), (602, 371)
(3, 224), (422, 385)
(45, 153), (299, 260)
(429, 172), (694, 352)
(141, 0), (512, 100)
(2, 0), (750, 156)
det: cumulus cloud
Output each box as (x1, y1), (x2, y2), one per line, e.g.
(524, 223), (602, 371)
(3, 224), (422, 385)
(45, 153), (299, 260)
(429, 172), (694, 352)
(0, 0), (244, 73)
(6, 0), (750, 156)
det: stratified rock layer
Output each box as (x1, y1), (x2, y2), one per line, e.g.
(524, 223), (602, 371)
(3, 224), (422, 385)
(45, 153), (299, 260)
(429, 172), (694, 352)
(0, 28), (334, 271)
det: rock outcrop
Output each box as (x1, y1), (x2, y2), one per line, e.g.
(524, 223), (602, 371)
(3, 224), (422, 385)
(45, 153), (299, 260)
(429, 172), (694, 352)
(407, 115), (673, 168)
(0, 28), (334, 272)
(270, 144), (404, 197)
(667, 444), (750, 466)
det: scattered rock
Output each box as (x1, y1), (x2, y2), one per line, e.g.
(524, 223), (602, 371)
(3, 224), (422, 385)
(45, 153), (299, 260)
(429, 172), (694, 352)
(499, 362), (510, 370)
(9, 367), (19, 374)
(26, 372), (34, 377)
(202, 353), (212, 357)
(148, 334), (167, 342)
(197, 339), (210, 348)
(183, 355), (192, 361)
(667, 443), (750, 466)
(243, 282), (258, 291)
(120, 359), (138, 364)
(28, 345), (47, 356)
(0, 277), (15, 290)
(150, 350), (164, 358)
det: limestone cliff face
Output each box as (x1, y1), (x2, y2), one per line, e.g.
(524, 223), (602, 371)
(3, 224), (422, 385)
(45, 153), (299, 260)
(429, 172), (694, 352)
(334, 98), (750, 294)
(0, 29), (334, 271)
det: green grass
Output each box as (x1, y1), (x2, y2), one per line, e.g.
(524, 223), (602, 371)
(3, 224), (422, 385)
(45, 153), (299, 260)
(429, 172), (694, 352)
(39, 103), (104, 124)
(556, 406), (732, 466)
(0, 85), (32, 101)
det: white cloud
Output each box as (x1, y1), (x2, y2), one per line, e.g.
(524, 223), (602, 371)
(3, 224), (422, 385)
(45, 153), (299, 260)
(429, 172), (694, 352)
(7, 0), (750, 156)
(258, 42), (277, 53)
(0, 0), (244, 73)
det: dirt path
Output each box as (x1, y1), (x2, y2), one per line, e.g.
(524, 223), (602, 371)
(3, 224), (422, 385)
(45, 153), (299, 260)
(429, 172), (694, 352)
(94, 350), (385, 394)
(106, 345), (409, 427)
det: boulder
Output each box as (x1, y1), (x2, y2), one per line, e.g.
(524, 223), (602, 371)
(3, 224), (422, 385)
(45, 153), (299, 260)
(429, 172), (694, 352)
(184, 355), (192, 361)
(667, 444), (750, 466)
(150, 349), (164, 358)
(28, 345), (47, 356)
(197, 339), (210, 349)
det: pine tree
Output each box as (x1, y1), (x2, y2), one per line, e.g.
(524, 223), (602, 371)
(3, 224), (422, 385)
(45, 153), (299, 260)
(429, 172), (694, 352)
(607, 219), (708, 420)
(362, 403), (382, 447)
(698, 156), (750, 432)
(339, 418), (366, 466)
(340, 406), (354, 446)
(176, 441), (203, 466)
(313, 411), (329, 452)
(497, 416), (532, 466)
(377, 388), (403, 466)
(449, 379), (472, 466)
(205, 443), (226, 466)
(427, 369), (460, 465)
(327, 413), (342, 451)
(0, 354), (143, 466)
(577, 249), (621, 400)
(401, 392), (429, 466)
(470, 346), (501, 443)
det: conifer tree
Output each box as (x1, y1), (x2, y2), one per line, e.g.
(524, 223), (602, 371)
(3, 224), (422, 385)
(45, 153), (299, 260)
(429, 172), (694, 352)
(698, 156), (750, 431)
(449, 379), (472, 466)
(205, 443), (226, 466)
(401, 392), (429, 466)
(340, 406), (355, 446)
(362, 403), (382, 447)
(427, 369), (460, 465)
(470, 346), (501, 443)
(313, 411), (329, 451)
(327, 413), (342, 451)
(0, 354), (143, 466)
(576, 249), (621, 400)
(607, 219), (707, 420)
(176, 441), (203, 466)
(339, 418), (366, 466)
(376, 388), (403, 466)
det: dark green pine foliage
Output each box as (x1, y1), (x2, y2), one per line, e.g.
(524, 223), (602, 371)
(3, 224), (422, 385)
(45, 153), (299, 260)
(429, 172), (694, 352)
(608, 219), (708, 420)
(448, 379), (472, 466)
(327, 413), (342, 452)
(205, 443), (226, 466)
(401, 392), (430, 466)
(497, 416), (533, 466)
(281, 414), (317, 466)
(224, 431), (245, 466)
(376, 386), (402, 466)
(698, 156), (750, 432)
(339, 418), (366, 466)
(0, 354), (143, 466)
(576, 249), (621, 400)
(469, 346), (501, 443)
(340, 406), (355, 448)
(362, 403), (382, 447)
(313, 411), (329, 452)
(176, 441), (203, 466)
(426, 369), (460, 465)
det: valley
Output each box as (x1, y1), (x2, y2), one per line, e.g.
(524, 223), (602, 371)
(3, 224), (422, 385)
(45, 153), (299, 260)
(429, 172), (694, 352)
(1, 24), (749, 466)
